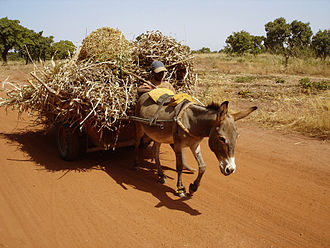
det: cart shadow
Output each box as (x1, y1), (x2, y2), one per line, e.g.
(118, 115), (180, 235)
(0, 129), (201, 216)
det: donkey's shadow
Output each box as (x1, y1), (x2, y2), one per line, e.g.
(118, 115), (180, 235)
(0, 128), (201, 216)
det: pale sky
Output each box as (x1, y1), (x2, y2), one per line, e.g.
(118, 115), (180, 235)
(1, 0), (329, 51)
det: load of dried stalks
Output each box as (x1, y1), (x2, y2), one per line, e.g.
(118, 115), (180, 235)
(1, 60), (137, 133)
(77, 27), (132, 65)
(0, 28), (197, 144)
(132, 30), (197, 94)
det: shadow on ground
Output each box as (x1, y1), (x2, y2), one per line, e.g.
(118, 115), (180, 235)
(0, 128), (201, 215)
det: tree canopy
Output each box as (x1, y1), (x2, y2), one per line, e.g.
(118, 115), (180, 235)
(0, 17), (25, 63)
(312, 29), (330, 60)
(224, 30), (264, 55)
(0, 17), (75, 64)
(51, 40), (76, 60)
(264, 17), (290, 54)
(222, 17), (328, 62)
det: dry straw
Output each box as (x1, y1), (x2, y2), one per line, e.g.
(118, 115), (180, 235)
(0, 28), (197, 140)
(77, 27), (132, 66)
(132, 30), (197, 94)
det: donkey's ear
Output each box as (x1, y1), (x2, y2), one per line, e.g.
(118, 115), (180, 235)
(232, 106), (257, 121)
(217, 101), (229, 122)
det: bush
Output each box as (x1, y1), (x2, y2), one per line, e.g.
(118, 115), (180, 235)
(299, 78), (313, 89)
(299, 78), (329, 90)
(235, 75), (256, 83)
(275, 78), (285, 84)
(313, 80), (329, 90)
(238, 89), (253, 97)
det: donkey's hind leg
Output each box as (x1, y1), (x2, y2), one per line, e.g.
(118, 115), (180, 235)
(153, 142), (166, 184)
(134, 123), (144, 170)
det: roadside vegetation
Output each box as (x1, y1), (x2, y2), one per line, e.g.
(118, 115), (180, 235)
(0, 17), (75, 64)
(195, 53), (329, 140)
(193, 17), (329, 139)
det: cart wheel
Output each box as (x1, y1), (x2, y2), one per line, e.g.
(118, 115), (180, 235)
(56, 124), (85, 161)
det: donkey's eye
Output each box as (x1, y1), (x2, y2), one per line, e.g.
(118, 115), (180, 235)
(218, 137), (226, 143)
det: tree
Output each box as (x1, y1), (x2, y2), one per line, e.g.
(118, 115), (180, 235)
(312, 29), (330, 60)
(16, 28), (39, 64)
(224, 31), (264, 55)
(51, 40), (76, 59)
(0, 17), (25, 63)
(15, 28), (53, 64)
(251, 36), (265, 55)
(197, 47), (211, 53)
(265, 18), (314, 66)
(1, 17), (75, 63)
(288, 20), (313, 57)
(264, 17), (290, 54)
(38, 35), (54, 61)
(225, 30), (253, 55)
(0, 43), (3, 57)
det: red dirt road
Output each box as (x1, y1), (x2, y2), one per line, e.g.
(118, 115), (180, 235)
(0, 107), (329, 248)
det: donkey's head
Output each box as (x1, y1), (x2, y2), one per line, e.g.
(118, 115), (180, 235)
(208, 101), (257, 176)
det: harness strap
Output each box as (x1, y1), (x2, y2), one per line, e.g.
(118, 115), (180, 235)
(149, 93), (174, 125)
(176, 101), (197, 137)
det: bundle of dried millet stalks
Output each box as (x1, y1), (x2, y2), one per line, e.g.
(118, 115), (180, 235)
(1, 60), (137, 133)
(131, 30), (197, 94)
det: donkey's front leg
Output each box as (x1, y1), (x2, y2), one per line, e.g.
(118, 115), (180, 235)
(174, 147), (186, 198)
(170, 144), (195, 173)
(189, 144), (206, 195)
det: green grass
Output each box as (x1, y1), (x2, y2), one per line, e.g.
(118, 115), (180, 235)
(235, 76), (257, 83)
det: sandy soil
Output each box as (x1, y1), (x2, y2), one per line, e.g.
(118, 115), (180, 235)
(0, 65), (329, 247)
(0, 105), (329, 248)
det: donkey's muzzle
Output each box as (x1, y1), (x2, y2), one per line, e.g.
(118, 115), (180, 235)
(219, 157), (236, 176)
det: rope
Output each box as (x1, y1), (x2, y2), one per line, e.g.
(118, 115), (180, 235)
(176, 102), (198, 137)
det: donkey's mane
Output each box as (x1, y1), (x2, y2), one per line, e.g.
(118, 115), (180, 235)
(206, 102), (221, 110)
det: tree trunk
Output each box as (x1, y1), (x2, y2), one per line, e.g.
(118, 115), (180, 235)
(285, 55), (289, 68)
(1, 48), (9, 65)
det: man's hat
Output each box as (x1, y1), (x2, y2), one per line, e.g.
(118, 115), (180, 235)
(150, 60), (167, 73)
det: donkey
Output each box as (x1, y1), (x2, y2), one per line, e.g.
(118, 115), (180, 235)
(134, 92), (257, 197)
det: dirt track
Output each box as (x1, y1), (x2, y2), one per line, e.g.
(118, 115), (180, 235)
(0, 106), (329, 248)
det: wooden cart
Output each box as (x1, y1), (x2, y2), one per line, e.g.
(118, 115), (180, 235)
(55, 121), (136, 161)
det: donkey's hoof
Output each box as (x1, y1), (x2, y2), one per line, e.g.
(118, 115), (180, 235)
(176, 187), (186, 198)
(178, 192), (187, 198)
(189, 183), (198, 195)
(158, 177), (167, 184)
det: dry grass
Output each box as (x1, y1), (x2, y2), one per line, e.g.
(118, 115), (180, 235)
(254, 93), (329, 139)
(195, 53), (330, 77)
(0, 62), (35, 83)
(196, 53), (330, 140)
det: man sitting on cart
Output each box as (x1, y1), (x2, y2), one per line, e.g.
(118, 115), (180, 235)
(137, 60), (176, 95)
(136, 61), (196, 173)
